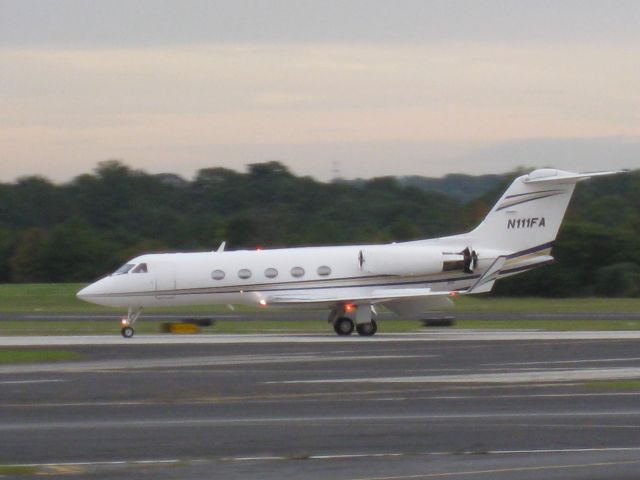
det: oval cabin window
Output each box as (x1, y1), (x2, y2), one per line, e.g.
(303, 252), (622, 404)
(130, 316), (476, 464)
(238, 269), (252, 279)
(317, 265), (332, 276)
(290, 266), (305, 278)
(264, 268), (278, 279)
(211, 269), (225, 280)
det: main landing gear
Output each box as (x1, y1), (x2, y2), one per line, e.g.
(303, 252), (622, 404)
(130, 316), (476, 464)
(120, 307), (142, 338)
(329, 304), (378, 337)
(356, 320), (378, 336)
(333, 317), (355, 335)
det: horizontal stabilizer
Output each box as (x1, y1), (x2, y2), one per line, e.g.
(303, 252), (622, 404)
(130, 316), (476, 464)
(523, 169), (621, 184)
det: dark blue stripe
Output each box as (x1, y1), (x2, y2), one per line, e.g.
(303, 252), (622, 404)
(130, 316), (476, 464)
(500, 260), (554, 275)
(504, 189), (563, 199)
(496, 192), (564, 211)
(507, 241), (554, 259)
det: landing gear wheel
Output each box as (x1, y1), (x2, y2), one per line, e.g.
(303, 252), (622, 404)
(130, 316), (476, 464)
(333, 317), (355, 336)
(121, 326), (135, 338)
(356, 320), (378, 337)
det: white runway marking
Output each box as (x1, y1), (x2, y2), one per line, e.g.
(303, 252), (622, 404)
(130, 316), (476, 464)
(0, 353), (432, 374)
(3, 390), (640, 409)
(8, 459), (181, 468)
(2, 330), (640, 346)
(0, 379), (65, 385)
(483, 357), (640, 366)
(229, 446), (640, 461)
(3, 411), (640, 431)
(8, 446), (640, 469)
(272, 367), (640, 384)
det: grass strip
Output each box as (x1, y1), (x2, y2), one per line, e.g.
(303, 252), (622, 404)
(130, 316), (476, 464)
(581, 379), (640, 390)
(0, 350), (81, 364)
(454, 319), (640, 331)
(0, 466), (39, 476)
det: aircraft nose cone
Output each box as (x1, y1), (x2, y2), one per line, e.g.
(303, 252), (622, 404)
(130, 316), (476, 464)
(76, 285), (90, 301)
(76, 283), (99, 302)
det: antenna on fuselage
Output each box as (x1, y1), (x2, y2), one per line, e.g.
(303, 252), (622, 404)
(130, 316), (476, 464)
(217, 241), (226, 252)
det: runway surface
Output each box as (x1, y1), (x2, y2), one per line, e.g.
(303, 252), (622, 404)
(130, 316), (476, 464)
(2, 332), (640, 479)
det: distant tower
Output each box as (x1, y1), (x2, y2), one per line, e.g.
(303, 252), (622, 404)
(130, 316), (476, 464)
(331, 161), (342, 181)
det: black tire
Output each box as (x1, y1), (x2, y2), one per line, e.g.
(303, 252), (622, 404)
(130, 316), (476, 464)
(121, 326), (135, 338)
(356, 320), (378, 337)
(333, 317), (354, 336)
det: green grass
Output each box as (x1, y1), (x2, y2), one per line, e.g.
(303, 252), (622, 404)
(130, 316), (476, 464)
(0, 465), (39, 476)
(451, 295), (640, 314)
(582, 379), (640, 390)
(0, 350), (80, 364)
(0, 283), (237, 314)
(454, 319), (640, 331)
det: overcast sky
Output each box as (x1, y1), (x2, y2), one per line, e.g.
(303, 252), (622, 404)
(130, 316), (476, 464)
(1, 0), (639, 181)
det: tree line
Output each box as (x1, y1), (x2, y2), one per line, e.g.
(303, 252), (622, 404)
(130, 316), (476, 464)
(0, 160), (638, 297)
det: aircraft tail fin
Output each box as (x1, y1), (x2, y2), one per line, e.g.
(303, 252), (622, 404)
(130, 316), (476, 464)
(469, 169), (619, 254)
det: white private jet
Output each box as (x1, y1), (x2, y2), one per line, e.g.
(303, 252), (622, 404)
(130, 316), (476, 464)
(77, 168), (617, 338)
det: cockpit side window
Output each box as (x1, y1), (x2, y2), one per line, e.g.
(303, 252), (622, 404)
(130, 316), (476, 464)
(114, 263), (135, 275)
(131, 263), (148, 274)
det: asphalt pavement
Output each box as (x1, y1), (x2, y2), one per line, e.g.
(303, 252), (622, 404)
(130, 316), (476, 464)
(2, 332), (640, 479)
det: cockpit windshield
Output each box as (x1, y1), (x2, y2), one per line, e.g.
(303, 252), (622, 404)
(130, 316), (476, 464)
(114, 262), (148, 275)
(131, 263), (148, 273)
(113, 263), (135, 275)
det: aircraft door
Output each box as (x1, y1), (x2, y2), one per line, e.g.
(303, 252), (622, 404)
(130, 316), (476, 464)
(154, 261), (176, 299)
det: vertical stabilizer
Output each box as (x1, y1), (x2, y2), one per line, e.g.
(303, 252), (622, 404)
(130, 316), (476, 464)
(469, 169), (617, 253)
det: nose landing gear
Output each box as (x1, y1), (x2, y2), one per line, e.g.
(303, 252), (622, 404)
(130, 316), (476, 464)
(120, 307), (142, 338)
(121, 326), (135, 338)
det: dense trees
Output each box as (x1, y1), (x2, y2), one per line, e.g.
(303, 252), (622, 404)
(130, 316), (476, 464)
(0, 160), (638, 296)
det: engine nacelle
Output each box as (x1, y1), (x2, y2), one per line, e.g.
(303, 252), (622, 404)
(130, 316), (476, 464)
(359, 246), (448, 276)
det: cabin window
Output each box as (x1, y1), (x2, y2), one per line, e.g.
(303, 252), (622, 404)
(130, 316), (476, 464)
(211, 269), (225, 280)
(131, 263), (148, 274)
(264, 268), (278, 279)
(317, 265), (332, 276)
(238, 268), (252, 279)
(290, 266), (305, 278)
(114, 263), (135, 275)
